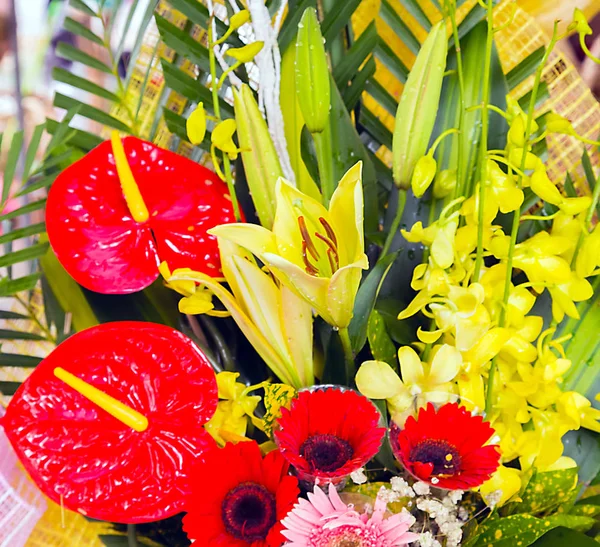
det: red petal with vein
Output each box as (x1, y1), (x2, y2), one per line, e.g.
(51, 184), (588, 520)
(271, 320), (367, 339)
(46, 137), (238, 294)
(1, 322), (218, 523)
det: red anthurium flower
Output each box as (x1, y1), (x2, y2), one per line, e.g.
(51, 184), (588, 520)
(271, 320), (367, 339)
(273, 388), (385, 483)
(390, 402), (500, 490)
(183, 441), (299, 546)
(46, 134), (240, 294)
(1, 321), (218, 523)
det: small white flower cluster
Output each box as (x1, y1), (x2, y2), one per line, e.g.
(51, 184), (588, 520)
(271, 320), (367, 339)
(350, 468), (368, 485)
(385, 476), (468, 547)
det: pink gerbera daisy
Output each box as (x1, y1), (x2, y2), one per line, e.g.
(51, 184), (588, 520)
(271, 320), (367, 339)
(281, 483), (418, 547)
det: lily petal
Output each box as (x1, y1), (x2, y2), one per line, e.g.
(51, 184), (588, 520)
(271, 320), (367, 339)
(327, 257), (369, 328)
(209, 223), (278, 259)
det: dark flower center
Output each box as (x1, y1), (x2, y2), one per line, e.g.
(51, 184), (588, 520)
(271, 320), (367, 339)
(300, 433), (354, 473)
(410, 439), (461, 476)
(221, 482), (276, 542)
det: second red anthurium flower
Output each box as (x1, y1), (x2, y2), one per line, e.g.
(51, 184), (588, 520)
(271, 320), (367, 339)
(46, 134), (240, 294)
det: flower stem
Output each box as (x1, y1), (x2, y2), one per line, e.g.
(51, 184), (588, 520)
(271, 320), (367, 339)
(338, 327), (355, 384)
(472, 0), (495, 282)
(571, 168), (600, 266)
(208, 23), (242, 221)
(485, 25), (561, 415)
(381, 189), (407, 259)
(312, 131), (334, 206)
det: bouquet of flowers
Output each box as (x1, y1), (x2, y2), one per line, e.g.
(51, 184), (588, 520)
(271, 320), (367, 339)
(3, 1), (600, 546)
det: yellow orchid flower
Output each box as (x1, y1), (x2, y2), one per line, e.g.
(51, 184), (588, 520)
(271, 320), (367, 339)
(551, 211), (582, 263)
(402, 199), (461, 270)
(187, 102), (206, 145)
(167, 239), (314, 388)
(212, 119), (239, 160)
(548, 273), (593, 322)
(490, 231), (572, 286)
(159, 261), (229, 316)
(558, 391), (600, 433)
(205, 372), (265, 446)
(519, 409), (571, 470)
(226, 41), (264, 64)
(480, 465), (522, 507)
(208, 162), (368, 329)
(576, 223), (600, 278)
(356, 344), (462, 417)
(530, 165), (592, 215)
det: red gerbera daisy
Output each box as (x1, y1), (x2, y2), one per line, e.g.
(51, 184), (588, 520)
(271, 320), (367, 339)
(390, 402), (500, 490)
(273, 388), (385, 483)
(183, 441), (299, 546)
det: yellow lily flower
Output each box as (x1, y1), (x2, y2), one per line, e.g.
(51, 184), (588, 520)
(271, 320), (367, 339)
(209, 162), (368, 329)
(356, 344), (462, 417)
(168, 239), (314, 388)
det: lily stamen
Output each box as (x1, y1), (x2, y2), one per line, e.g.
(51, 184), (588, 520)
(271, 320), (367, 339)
(302, 242), (319, 276)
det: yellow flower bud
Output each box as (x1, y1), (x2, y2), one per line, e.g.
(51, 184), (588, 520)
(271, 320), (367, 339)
(508, 114), (527, 147)
(433, 169), (456, 199)
(545, 112), (575, 135)
(226, 41), (264, 64)
(186, 102), (206, 145)
(212, 118), (239, 159)
(295, 7), (330, 133)
(229, 9), (250, 31)
(574, 7), (593, 36)
(411, 155), (437, 198)
(508, 147), (541, 171)
(530, 167), (562, 205)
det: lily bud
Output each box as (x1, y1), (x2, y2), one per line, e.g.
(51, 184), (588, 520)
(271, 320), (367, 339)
(393, 21), (447, 189)
(226, 41), (264, 64)
(295, 8), (331, 133)
(186, 103), (206, 145)
(433, 169), (457, 199)
(411, 154), (437, 198)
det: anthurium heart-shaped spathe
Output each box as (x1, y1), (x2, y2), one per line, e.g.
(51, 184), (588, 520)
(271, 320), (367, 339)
(46, 136), (238, 294)
(1, 321), (218, 523)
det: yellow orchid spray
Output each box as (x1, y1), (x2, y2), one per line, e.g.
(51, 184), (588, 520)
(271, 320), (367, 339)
(208, 162), (368, 333)
(166, 238), (314, 389)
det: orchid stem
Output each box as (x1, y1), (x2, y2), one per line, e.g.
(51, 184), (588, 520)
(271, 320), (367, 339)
(472, 0), (494, 282)
(338, 327), (355, 384)
(485, 24), (561, 415)
(208, 22), (242, 221)
(381, 189), (407, 259)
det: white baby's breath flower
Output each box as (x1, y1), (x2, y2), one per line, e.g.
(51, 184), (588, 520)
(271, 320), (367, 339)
(390, 476), (415, 498)
(485, 489), (503, 508)
(377, 486), (400, 504)
(458, 506), (469, 521)
(417, 531), (442, 547)
(413, 481), (431, 496)
(350, 467), (368, 485)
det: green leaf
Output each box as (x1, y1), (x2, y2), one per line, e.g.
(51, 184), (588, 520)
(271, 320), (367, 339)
(2, 130), (24, 206)
(22, 123), (45, 186)
(564, 171), (577, 197)
(361, 108), (393, 149)
(63, 16), (104, 45)
(343, 56), (377, 111)
(0, 223), (46, 245)
(510, 468), (578, 514)
(531, 527), (600, 546)
(380, 0), (421, 55)
(0, 243), (49, 268)
(398, 0), (432, 31)
(474, 515), (557, 547)
(279, 0), (317, 53)
(55, 42), (113, 74)
(333, 21), (378, 89)
(155, 14), (213, 74)
(365, 79), (398, 116)
(518, 81), (549, 111)
(375, 40), (409, 83)
(0, 381), (21, 396)
(562, 429), (600, 488)
(570, 504), (600, 518)
(0, 199), (46, 222)
(506, 46), (545, 90)
(0, 310), (29, 319)
(52, 67), (120, 102)
(0, 353), (43, 367)
(53, 93), (130, 132)
(45, 118), (103, 152)
(0, 329), (46, 341)
(348, 251), (399, 353)
(39, 243), (99, 332)
(321, 0), (361, 45)
(69, 0), (97, 17)
(15, 175), (57, 198)
(368, 309), (398, 370)
(164, 0), (235, 45)
(0, 274), (41, 296)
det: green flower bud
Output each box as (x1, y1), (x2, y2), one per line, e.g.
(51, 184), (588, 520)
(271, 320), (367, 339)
(295, 8), (330, 134)
(392, 21), (447, 189)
